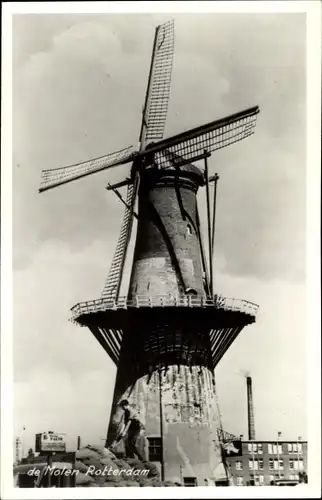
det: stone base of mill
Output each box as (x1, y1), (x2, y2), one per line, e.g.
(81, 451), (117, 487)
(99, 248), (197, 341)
(107, 364), (227, 486)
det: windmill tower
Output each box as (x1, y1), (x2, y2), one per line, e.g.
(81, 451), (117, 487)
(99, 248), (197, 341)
(40, 21), (260, 485)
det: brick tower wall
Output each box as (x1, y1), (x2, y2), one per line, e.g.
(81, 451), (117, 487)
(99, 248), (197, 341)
(108, 364), (223, 485)
(128, 164), (206, 298)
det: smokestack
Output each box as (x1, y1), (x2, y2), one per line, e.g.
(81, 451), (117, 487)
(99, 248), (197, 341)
(246, 376), (256, 440)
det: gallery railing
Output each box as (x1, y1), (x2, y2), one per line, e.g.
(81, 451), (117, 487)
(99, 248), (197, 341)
(71, 294), (259, 319)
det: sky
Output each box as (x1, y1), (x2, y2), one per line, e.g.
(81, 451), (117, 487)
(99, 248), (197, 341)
(12, 11), (307, 453)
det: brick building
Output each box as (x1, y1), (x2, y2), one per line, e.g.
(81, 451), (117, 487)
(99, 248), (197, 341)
(226, 439), (308, 486)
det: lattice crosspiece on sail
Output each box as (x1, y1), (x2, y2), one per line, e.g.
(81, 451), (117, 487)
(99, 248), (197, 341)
(101, 179), (138, 300)
(217, 428), (240, 444)
(141, 106), (260, 169)
(142, 20), (174, 144)
(39, 145), (136, 193)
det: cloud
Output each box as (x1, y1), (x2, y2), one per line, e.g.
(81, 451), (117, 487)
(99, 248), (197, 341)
(52, 21), (123, 57)
(13, 239), (115, 381)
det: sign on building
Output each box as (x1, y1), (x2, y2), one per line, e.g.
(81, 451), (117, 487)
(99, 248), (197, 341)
(35, 432), (66, 453)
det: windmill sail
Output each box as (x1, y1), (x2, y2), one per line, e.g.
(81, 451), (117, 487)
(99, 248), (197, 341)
(101, 177), (139, 300)
(39, 145), (136, 193)
(140, 20), (174, 146)
(101, 21), (175, 301)
(141, 106), (260, 168)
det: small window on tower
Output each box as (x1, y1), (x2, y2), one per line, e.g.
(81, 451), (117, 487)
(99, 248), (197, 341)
(186, 224), (192, 235)
(147, 437), (162, 462)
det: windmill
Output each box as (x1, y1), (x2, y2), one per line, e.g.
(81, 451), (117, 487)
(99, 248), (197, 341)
(40, 20), (260, 485)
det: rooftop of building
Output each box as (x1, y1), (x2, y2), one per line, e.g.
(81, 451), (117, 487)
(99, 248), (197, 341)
(240, 440), (307, 443)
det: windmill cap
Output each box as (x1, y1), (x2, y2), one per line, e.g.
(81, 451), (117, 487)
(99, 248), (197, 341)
(140, 162), (204, 189)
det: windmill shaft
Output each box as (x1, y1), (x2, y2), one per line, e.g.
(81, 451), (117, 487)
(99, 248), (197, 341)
(211, 174), (219, 271)
(158, 368), (165, 482)
(204, 153), (214, 297)
(195, 203), (211, 295)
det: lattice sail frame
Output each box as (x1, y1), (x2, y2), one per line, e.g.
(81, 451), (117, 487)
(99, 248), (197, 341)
(39, 106), (258, 193)
(217, 428), (241, 444)
(39, 145), (136, 193)
(101, 180), (138, 300)
(143, 106), (259, 169)
(101, 21), (175, 300)
(142, 20), (174, 144)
